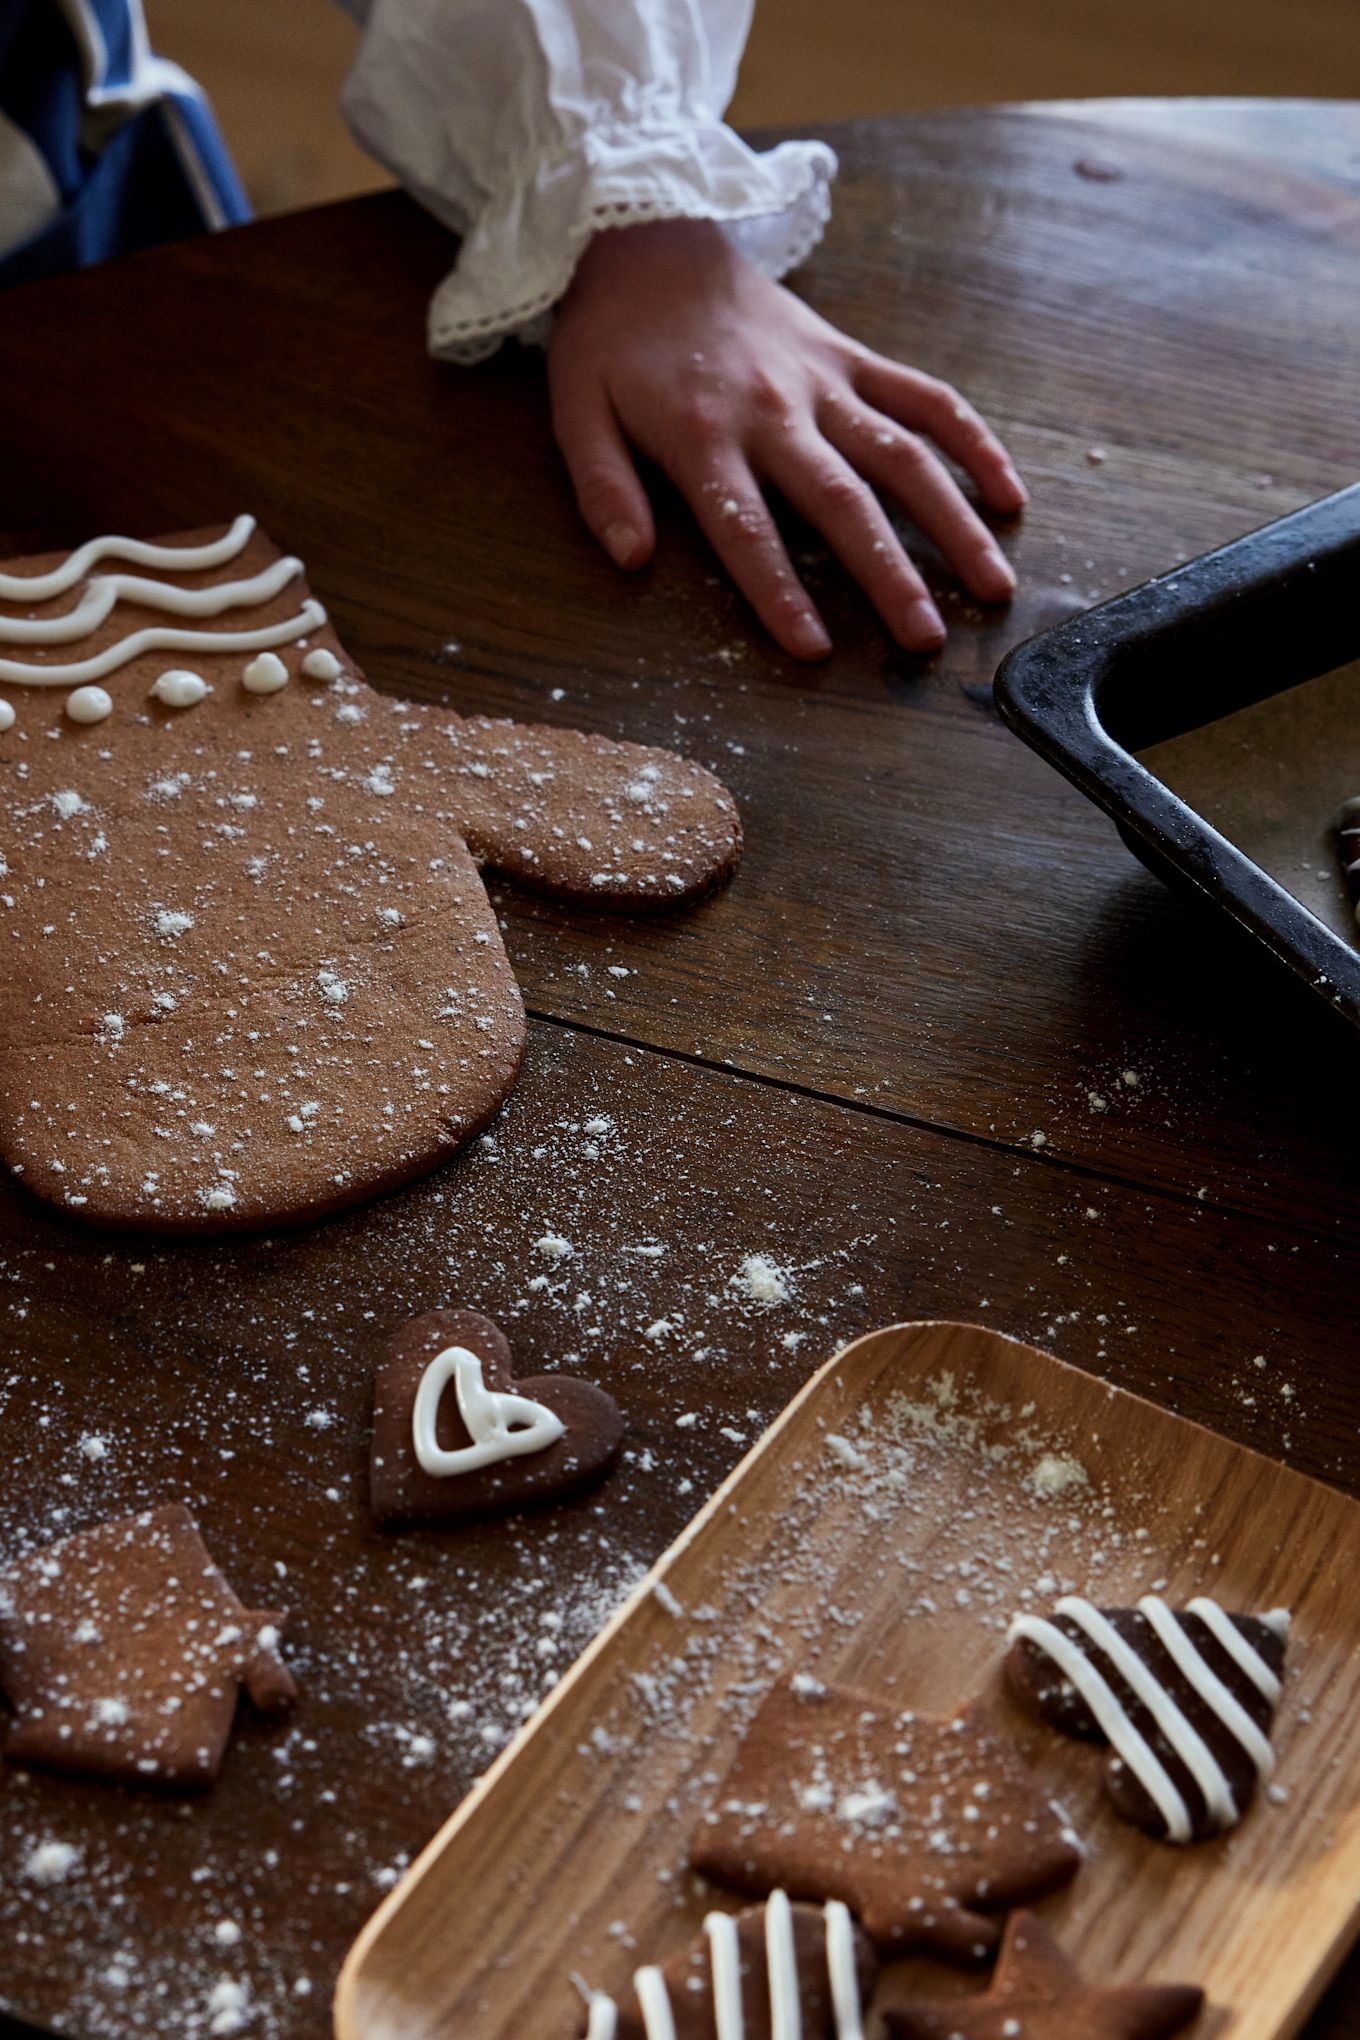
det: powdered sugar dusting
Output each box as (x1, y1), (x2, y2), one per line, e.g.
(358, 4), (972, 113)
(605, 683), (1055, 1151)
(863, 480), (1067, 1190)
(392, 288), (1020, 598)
(22, 1841), (81, 1887)
(734, 1253), (792, 1306)
(0, 1031), (889, 2038)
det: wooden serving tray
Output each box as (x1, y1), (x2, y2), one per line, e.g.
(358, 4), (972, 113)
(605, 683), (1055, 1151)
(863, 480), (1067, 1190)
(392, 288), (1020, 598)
(335, 1322), (1360, 2040)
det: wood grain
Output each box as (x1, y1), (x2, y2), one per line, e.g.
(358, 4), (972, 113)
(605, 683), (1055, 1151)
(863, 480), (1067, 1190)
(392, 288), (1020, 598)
(2, 106), (1358, 1235)
(2, 102), (1360, 2040)
(0, 1022), (1358, 2038)
(338, 1320), (1360, 2040)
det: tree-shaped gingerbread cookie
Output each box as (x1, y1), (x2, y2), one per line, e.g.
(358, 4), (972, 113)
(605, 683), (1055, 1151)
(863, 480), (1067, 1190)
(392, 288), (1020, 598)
(578, 1891), (880, 2039)
(0, 518), (741, 1231)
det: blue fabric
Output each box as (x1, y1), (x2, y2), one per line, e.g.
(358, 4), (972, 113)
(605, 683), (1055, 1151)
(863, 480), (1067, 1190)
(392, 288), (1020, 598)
(0, 0), (87, 196)
(86, 0), (137, 89)
(0, 0), (250, 290)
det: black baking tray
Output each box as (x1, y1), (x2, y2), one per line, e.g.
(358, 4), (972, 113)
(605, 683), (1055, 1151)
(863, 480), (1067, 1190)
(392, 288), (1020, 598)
(994, 483), (1360, 1032)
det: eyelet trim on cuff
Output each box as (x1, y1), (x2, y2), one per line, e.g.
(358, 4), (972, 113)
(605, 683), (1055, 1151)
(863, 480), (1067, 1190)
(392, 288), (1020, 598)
(426, 139), (836, 365)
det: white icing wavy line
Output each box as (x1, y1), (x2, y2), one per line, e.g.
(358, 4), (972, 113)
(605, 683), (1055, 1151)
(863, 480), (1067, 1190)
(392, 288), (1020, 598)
(0, 556), (303, 645)
(0, 601), (326, 687)
(594, 1896), (861, 2040)
(0, 515), (255, 603)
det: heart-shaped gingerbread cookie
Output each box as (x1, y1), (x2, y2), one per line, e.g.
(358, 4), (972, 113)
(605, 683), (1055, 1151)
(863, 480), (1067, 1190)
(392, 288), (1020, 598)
(370, 1306), (625, 1526)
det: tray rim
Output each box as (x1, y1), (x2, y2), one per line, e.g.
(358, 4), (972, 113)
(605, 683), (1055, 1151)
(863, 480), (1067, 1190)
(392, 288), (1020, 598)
(333, 1316), (1360, 2039)
(993, 483), (1360, 1032)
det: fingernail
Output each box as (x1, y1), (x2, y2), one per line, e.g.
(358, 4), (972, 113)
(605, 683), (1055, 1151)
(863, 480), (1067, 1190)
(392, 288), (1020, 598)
(905, 599), (947, 650)
(604, 521), (641, 567)
(1005, 466), (1029, 507)
(789, 612), (832, 660)
(980, 552), (1017, 601)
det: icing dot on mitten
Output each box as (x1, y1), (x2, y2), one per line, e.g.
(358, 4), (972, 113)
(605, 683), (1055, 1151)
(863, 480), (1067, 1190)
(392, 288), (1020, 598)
(66, 684), (113, 723)
(150, 668), (210, 708)
(242, 651), (290, 694)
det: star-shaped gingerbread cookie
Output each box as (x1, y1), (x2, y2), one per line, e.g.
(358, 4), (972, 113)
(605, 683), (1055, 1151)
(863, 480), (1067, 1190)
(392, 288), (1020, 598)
(689, 1675), (1082, 1961)
(0, 517), (740, 1231)
(881, 1910), (1204, 2039)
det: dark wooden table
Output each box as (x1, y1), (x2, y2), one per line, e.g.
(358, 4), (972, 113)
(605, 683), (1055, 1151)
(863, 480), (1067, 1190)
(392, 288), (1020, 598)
(1, 99), (1358, 2040)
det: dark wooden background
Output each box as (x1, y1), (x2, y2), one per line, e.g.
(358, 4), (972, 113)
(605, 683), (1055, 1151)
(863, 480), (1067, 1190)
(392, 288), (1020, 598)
(0, 99), (1357, 2039)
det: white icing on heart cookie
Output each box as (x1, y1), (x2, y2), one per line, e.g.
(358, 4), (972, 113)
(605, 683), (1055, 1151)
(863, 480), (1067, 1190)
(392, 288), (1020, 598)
(411, 1345), (565, 1477)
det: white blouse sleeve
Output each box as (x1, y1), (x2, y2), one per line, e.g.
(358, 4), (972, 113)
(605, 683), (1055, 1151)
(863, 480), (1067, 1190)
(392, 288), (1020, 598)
(339, 0), (837, 363)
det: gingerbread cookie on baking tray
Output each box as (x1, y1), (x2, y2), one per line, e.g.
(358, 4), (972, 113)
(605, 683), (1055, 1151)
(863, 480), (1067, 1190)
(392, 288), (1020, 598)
(1005, 1593), (1289, 1842)
(578, 1891), (878, 2040)
(881, 1909), (1203, 2040)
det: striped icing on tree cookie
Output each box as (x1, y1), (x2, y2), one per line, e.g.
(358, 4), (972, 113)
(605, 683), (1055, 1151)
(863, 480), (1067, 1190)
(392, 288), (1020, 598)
(579, 1893), (877, 2040)
(1005, 1593), (1289, 1842)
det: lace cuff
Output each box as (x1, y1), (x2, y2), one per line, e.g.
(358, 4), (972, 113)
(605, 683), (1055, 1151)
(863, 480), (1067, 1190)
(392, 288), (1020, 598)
(425, 122), (837, 364)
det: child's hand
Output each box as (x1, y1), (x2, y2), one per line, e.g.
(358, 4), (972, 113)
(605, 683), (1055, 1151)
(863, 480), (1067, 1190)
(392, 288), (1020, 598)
(547, 218), (1026, 661)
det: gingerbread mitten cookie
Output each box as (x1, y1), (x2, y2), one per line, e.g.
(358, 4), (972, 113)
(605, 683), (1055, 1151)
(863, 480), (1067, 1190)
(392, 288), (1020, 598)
(0, 518), (741, 1232)
(690, 1676), (1081, 1961)
(0, 1503), (295, 1788)
(1006, 1593), (1289, 1842)
(882, 1911), (1203, 2040)
(580, 1892), (878, 2040)
(370, 1307), (625, 1526)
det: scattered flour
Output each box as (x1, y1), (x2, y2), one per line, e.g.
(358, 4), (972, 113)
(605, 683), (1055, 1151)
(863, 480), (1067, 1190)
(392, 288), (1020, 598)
(22, 1841), (81, 1887)
(1028, 1452), (1090, 1501)
(534, 1233), (574, 1263)
(734, 1254), (791, 1306)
